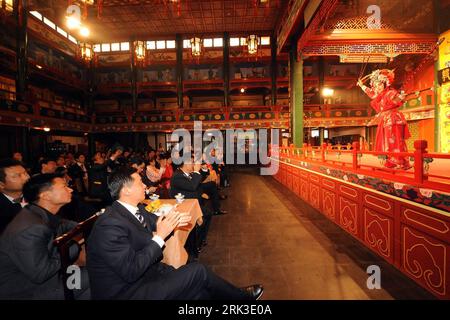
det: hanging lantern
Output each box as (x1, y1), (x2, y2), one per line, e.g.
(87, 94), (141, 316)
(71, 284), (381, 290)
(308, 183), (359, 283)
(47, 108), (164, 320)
(247, 35), (259, 55)
(134, 40), (146, 61)
(190, 37), (202, 57)
(79, 42), (93, 62)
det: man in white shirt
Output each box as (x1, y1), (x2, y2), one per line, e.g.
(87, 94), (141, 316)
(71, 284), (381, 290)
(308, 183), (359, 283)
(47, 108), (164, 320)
(86, 166), (263, 300)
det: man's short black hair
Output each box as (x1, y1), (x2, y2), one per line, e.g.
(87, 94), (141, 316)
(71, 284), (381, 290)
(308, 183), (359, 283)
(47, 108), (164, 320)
(0, 158), (25, 183)
(129, 157), (144, 166)
(39, 157), (56, 167)
(107, 166), (137, 200)
(23, 173), (61, 203)
(55, 166), (68, 176)
(74, 152), (85, 160)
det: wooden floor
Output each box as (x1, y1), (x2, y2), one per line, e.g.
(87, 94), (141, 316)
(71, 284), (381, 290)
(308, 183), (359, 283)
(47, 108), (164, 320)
(199, 167), (436, 300)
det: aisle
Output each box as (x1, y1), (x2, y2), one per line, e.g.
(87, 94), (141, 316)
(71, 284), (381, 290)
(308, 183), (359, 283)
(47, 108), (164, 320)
(199, 167), (435, 300)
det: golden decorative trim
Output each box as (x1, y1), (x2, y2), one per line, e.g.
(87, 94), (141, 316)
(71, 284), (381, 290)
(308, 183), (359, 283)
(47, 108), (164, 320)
(403, 209), (450, 235)
(403, 227), (446, 296)
(340, 197), (358, 234)
(322, 189), (336, 219)
(301, 180), (309, 199)
(340, 185), (358, 199)
(310, 184), (320, 209)
(365, 194), (392, 212)
(322, 179), (335, 189)
(310, 175), (320, 183)
(364, 208), (391, 258)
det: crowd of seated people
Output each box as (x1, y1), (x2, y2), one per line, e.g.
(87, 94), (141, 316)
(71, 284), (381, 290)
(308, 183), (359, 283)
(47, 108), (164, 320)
(0, 144), (263, 300)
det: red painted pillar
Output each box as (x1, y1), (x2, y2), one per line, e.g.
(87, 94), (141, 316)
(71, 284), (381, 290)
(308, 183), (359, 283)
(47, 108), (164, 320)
(352, 141), (360, 170)
(414, 140), (428, 184)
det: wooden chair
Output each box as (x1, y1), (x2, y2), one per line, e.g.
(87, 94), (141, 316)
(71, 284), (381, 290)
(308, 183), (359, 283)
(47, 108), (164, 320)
(53, 209), (104, 300)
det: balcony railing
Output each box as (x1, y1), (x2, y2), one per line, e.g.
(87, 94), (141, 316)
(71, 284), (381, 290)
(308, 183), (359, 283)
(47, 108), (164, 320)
(275, 141), (450, 194)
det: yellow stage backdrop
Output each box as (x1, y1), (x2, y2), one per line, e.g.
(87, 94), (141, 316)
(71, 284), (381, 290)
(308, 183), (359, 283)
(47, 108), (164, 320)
(439, 30), (450, 153)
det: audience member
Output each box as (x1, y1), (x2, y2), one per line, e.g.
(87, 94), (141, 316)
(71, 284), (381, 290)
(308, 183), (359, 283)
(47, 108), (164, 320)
(12, 152), (23, 163)
(0, 159), (30, 234)
(39, 158), (57, 174)
(69, 153), (88, 195)
(0, 174), (90, 299)
(86, 167), (262, 300)
(88, 152), (111, 206)
(146, 156), (165, 185)
(106, 147), (123, 173)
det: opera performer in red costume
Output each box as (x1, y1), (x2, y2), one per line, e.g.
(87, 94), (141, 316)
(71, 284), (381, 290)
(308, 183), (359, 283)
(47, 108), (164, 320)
(357, 69), (411, 170)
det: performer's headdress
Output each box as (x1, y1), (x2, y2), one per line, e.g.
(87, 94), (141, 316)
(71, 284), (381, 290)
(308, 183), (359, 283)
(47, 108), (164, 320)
(369, 69), (395, 87)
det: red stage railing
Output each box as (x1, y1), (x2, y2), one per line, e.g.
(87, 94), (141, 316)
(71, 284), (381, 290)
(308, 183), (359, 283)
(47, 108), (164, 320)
(275, 140), (450, 194)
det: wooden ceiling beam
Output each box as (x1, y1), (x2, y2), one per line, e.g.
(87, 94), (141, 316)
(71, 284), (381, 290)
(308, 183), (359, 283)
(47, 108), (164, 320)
(309, 32), (438, 43)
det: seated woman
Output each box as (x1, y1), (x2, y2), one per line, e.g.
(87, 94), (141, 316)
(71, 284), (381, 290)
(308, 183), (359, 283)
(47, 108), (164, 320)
(129, 157), (157, 196)
(146, 157), (167, 198)
(160, 153), (174, 190)
(146, 157), (165, 185)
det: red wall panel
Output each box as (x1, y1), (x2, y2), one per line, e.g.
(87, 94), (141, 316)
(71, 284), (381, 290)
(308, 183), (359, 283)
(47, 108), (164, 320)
(364, 207), (394, 264)
(273, 161), (450, 299)
(339, 196), (359, 237)
(322, 188), (337, 223)
(310, 182), (321, 211)
(401, 226), (449, 299)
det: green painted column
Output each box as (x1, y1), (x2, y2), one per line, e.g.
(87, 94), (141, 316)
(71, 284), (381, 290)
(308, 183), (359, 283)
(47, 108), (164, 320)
(290, 49), (303, 147)
(176, 34), (184, 108)
(433, 0), (441, 152)
(434, 59), (440, 152)
(223, 32), (230, 107)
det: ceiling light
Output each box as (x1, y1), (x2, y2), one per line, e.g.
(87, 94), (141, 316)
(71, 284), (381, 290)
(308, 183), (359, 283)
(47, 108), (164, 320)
(322, 88), (334, 97)
(190, 37), (202, 57)
(80, 26), (90, 37)
(79, 42), (94, 62)
(247, 35), (259, 55)
(66, 16), (81, 30)
(134, 40), (146, 61)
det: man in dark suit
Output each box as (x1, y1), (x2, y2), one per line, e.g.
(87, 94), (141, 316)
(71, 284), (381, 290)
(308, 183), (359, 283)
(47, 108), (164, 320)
(0, 174), (89, 299)
(169, 158), (227, 253)
(0, 159), (30, 234)
(170, 158), (227, 216)
(88, 152), (112, 206)
(86, 167), (263, 300)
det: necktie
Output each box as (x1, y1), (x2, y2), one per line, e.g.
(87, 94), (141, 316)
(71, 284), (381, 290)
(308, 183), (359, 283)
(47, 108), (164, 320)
(135, 211), (147, 228)
(12, 197), (23, 211)
(13, 197), (23, 204)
